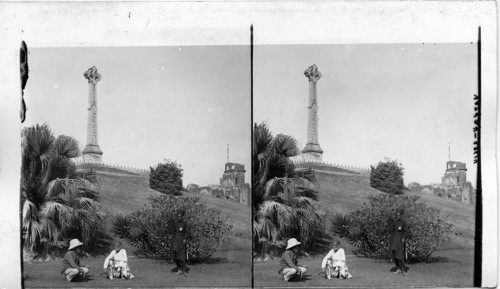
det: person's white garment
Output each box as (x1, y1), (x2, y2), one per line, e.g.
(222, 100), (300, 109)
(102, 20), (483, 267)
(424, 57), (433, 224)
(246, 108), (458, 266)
(104, 249), (128, 269)
(321, 248), (352, 278)
(321, 248), (346, 268)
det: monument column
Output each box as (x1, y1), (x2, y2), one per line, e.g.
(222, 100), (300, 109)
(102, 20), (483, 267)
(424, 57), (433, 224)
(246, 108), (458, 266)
(302, 64), (323, 161)
(82, 66), (103, 163)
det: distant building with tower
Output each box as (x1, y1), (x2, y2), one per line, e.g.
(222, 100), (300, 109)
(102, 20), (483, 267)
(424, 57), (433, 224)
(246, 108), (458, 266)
(442, 161), (468, 186)
(220, 162), (246, 187)
(411, 160), (475, 205)
(186, 154), (250, 206)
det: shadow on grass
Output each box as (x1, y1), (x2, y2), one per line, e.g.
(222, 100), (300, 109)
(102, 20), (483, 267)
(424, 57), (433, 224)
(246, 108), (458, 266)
(421, 256), (454, 263)
(390, 266), (410, 272)
(72, 274), (96, 283)
(289, 274), (313, 283)
(190, 256), (229, 264)
(170, 266), (192, 273)
(144, 256), (229, 266)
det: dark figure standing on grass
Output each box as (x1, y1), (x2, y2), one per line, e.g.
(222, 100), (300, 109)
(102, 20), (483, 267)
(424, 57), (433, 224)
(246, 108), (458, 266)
(389, 209), (408, 276)
(171, 209), (189, 276)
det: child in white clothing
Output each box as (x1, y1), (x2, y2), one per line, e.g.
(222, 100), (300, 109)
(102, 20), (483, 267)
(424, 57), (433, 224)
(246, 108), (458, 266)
(321, 239), (352, 279)
(103, 241), (134, 279)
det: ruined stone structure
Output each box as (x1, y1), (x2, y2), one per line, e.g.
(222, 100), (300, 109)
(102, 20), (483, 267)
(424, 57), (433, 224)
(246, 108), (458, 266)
(442, 161), (467, 186)
(302, 64), (324, 162)
(411, 160), (475, 205)
(219, 162), (250, 205)
(82, 66), (103, 163)
(186, 162), (250, 206)
(220, 162), (245, 186)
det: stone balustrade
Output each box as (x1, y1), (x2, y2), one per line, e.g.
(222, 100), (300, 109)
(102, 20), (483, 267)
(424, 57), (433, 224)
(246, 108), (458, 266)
(292, 158), (370, 175)
(73, 159), (149, 176)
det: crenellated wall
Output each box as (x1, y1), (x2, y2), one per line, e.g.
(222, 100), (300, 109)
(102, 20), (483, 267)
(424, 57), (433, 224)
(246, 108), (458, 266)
(293, 159), (371, 175)
(74, 159), (149, 176)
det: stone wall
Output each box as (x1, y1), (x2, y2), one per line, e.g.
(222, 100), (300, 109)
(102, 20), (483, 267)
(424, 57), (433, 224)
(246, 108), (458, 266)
(294, 159), (370, 175)
(413, 182), (475, 205)
(294, 161), (370, 186)
(188, 183), (250, 206)
(74, 159), (149, 176)
(316, 172), (370, 186)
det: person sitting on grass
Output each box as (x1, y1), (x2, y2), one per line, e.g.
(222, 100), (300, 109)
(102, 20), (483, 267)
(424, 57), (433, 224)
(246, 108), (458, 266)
(103, 241), (135, 280)
(321, 239), (353, 279)
(60, 239), (90, 282)
(279, 238), (307, 282)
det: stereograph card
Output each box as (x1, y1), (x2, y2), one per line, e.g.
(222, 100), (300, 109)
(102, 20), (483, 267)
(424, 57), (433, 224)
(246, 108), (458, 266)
(0, 1), (497, 288)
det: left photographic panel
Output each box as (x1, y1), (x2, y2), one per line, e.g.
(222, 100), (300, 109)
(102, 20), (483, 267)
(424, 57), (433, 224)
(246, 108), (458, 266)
(20, 45), (251, 286)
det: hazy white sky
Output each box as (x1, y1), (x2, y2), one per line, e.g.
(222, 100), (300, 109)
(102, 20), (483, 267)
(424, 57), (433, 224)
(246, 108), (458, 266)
(24, 46), (251, 186)
(254, 43), (478, 186)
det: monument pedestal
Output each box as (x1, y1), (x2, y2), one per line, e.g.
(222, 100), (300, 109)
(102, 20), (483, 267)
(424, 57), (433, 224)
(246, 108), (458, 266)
(302, 143), (324, 162)
(82, 144), (103, 163)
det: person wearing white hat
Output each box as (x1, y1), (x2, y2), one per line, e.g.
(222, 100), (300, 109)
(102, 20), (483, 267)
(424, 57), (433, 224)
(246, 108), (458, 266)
(60, 239), (90, 282)
(278, 238), (307, 281)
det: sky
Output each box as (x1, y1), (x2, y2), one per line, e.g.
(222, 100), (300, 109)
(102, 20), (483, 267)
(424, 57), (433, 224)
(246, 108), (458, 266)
(254, 43), (478, 186)
(23, 46), (251, 186)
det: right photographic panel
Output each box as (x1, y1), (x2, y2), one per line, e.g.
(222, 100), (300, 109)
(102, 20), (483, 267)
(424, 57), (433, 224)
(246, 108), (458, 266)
(253, 43), (478, 287)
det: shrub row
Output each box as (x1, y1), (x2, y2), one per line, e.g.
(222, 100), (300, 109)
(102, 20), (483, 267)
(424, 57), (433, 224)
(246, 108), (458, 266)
(331, 194), (453, 261)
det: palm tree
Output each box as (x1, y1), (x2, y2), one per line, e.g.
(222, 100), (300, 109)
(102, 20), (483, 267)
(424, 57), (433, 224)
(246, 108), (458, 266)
(21, 124), (106, 257)
(252, 122), (325, 257)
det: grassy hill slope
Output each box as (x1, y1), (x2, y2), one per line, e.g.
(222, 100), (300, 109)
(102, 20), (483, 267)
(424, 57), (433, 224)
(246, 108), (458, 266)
(96, 171), (250, 254)
(97, 172), (161, 216)
(315, 171), (475, 249)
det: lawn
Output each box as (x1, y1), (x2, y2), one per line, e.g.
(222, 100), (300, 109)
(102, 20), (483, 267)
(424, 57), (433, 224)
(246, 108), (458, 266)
(254, 248), (474, 288)
(252, 170), (477, 287)
(24, 249), (251, 288)
(23, 171), (252, 288)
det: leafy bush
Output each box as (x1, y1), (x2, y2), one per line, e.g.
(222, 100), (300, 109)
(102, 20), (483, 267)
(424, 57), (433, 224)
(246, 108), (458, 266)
(370, 158), (405, 194)
(116, 195), (232, 261)
(330, 212), (349, 238)
(112, 214), (131, 239)
(149, 159), (184, 195)
(335, 194), (452, 262)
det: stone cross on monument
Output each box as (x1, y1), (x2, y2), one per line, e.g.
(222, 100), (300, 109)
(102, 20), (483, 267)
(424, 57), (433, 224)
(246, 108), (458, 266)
(302, 64), (324, 161)
(82, 66), (103, 163)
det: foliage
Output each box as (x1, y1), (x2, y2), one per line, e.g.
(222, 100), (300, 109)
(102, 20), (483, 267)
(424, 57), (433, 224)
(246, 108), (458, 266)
(21, 124), (106, 257)
(330, 212), (349, 238)
(116, 195), (232, 261)
(252, 122), (325, 257)
(112, 214), (131, 239)
(370, 158), (405, 194)
(149, 159), (184, 196)
(335, 194), (453, 261)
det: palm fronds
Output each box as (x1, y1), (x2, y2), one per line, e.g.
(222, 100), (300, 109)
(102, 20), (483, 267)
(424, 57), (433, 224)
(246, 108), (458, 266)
(21, 124), (107, 258)
(112, 214), (131, 238)
(330, 212), (350, 238)
(252, 122), (325, 256)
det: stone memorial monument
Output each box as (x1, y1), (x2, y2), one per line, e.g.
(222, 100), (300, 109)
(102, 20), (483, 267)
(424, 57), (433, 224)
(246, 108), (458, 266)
(302, 64), (324, 161)
(82, 66), (103, 163)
